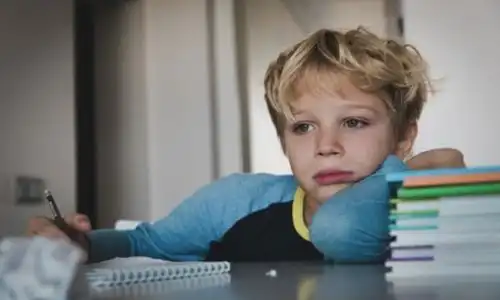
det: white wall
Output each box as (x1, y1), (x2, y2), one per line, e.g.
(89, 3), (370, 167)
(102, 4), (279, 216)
(322, 0), (388, 37)
(94, 0), (245, 227)
(213, 0), (245, 178)
(144, 0), (215, 220)
(403, 0), (500, 166)
(94, 1), (150, 228)
(244, 0), (305, 174)
(282, 0), (398, 38)
(0, 0), (75, 235)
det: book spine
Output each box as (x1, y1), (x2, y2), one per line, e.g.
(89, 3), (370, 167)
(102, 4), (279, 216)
(386, 165), (500, 183)
(397, 183), (500, 199)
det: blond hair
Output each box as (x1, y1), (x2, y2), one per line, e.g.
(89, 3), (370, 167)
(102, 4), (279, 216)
(264, 27), (432, 141)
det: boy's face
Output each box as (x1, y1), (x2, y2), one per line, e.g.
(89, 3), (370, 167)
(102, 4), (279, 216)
(283, 75), (411, 203)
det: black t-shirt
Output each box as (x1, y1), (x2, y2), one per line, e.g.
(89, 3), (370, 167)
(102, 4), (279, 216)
(205, 201), (324, 262)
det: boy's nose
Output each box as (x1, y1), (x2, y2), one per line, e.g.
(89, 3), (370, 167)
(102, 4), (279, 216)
(316, 130), (344, 157)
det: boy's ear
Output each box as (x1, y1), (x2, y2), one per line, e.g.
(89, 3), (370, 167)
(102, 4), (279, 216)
(395, 122), (418, 160)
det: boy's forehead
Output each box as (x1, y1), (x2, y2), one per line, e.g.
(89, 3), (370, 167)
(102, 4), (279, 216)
(292, 73), (366, 104)
(291, 71), (344, 102)
(289, 72), (388, 115)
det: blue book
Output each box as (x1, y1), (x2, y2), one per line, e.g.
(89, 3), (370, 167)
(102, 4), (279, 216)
(385, 165), (500, 184)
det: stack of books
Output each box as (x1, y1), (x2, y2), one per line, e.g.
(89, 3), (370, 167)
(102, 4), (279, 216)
(385, 165), (500, 278)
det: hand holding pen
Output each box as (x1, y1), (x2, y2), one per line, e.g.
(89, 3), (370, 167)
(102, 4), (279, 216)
(26, 190), (92, 258)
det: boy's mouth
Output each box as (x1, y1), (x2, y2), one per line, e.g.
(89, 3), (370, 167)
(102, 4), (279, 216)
(313, 169), (354, 185)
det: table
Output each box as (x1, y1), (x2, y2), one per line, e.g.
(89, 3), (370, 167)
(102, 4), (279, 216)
(72, 262), (500, 299)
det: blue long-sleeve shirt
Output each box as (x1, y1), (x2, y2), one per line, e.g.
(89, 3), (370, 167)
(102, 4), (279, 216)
(87, 155), (407, 263)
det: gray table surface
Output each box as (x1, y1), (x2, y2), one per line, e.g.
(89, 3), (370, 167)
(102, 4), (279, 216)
(71, 262), (500, 300)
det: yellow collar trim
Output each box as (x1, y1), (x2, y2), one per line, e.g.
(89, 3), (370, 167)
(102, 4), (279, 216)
(292, 187), (310, 241)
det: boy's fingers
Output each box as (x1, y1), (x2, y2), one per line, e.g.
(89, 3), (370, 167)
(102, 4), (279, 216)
(26, 216), (54, 236)
(74, 214), (91, 231)
(27, 217), (70, 242)
(65, 213), (91, 232)
(37, 226), (70, 242)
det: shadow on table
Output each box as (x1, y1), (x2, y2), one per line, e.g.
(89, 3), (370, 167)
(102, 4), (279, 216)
(228, 262), (396, 300)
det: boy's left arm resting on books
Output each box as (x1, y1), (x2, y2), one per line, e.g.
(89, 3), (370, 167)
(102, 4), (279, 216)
(309, 175), (393, 263)
(308, 149), (466, 263)
(309, 155), (406, 263)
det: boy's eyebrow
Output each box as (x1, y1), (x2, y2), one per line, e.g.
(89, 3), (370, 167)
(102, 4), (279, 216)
(291, 108), (306, 115)
(290, 99), (385, 116)
(340, 102), (383, 114)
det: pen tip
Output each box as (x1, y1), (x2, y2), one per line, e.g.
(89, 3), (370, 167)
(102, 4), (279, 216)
(44, 189), (51, 197)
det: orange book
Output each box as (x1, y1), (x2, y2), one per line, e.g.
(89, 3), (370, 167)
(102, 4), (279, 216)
(403, 172), (500, 188)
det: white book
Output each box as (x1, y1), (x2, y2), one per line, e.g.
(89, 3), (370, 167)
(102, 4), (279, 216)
(391, 231), (500, 247)
(386, 261), (500, 278)
(391, 213), (500, 233)
(391, 243), (500, 264)
(392, 195), (500, 216)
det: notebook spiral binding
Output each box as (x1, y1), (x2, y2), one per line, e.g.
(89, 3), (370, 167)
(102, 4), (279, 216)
(86, 261), (231, 288)
(89, 274), (232, 298)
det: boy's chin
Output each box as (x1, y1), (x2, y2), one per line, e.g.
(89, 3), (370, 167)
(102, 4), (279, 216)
(313, 183), (351, 203)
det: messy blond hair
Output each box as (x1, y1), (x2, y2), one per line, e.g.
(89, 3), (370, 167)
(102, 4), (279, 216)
(264, 27), (432, 141)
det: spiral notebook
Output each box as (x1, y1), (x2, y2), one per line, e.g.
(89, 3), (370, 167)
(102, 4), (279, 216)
(85, 257), (231, 288)
(89, 274), (232, 298)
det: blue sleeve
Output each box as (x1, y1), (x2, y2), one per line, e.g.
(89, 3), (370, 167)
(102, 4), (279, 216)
(309, 155), (407, 263)
(87, 173), (296, 263)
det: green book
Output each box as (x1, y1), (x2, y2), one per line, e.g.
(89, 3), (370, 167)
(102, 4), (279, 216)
(390, 224), (437, 231)
(390, 198), (439, 204)
(397, 182), (500, 200)
(390, 210), (439, 220)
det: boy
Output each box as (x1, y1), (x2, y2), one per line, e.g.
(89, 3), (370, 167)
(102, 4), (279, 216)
(27, 27), (465, 264)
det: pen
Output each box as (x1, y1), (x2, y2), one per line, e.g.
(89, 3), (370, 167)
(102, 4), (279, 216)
(44, 189), (64, 222)
(44, 189), (90, 251)
(44, 189), (75, 234)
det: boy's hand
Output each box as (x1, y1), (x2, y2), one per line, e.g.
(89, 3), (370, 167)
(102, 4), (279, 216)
(406, 148), (466, 170)
(26, 213), (91, 258)
(310, 155), (406, 263)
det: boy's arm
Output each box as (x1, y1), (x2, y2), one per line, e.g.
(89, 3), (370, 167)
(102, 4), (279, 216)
(310, 149), (466, 263)
(310, 155), (406, 263)
(86, 173), (293, 263)
(86, 174), (247, 263)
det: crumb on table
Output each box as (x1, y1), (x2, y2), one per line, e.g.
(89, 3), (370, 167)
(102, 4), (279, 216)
(265, 269), (277, 277)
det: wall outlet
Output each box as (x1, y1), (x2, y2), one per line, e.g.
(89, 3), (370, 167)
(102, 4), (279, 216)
(15, 176), (46, 205)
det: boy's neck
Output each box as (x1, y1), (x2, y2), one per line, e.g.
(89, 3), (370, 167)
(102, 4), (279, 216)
(303, 196), (320, 226)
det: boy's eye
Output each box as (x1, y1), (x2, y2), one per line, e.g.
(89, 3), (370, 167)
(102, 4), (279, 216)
(343, 118), (368, 128)
(292, 123), (314, 134)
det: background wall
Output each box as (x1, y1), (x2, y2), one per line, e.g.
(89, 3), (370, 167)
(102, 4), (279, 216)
(316, 0), (388, 36)
(143, 0), (215, 221)
(94, 0), (151, 227)
(243, 0), (305, 175)
(0, 0), (75, 236)
(403, 0), (500, 166)
(94, 0), (244, 227)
